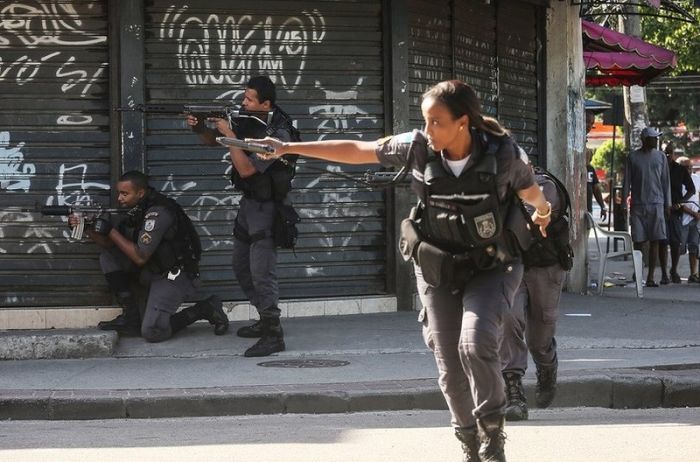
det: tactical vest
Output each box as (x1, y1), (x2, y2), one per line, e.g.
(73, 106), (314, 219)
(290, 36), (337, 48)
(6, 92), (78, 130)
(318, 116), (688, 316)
(230, 107), (300, 202)
(521, 168), (573, 270)
(400, 130), (530, 285)
(125, 190), (202, 277)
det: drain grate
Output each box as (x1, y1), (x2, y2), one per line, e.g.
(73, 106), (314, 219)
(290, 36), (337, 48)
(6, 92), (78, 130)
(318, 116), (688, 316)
(257, 359), (350, 368)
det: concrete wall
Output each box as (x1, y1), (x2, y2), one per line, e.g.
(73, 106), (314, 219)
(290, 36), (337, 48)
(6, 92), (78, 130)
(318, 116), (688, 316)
(545, 2), (588, 293)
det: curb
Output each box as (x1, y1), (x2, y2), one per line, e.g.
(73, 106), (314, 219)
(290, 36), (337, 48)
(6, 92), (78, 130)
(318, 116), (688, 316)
(1, 369), (699, 421)
(0, 330), (118, 360)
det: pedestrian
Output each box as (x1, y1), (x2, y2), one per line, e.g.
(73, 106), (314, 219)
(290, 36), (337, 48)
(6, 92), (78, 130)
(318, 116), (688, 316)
(621, 127), (671, 287)
(249, 79), (551, 462)
(663, 145), (695, 283)
(187, 75), (298, 357)
(72, 170), (229, 342)
(499, 163), (572, 422)
(585, 111), (608, 221)
(677, 155), (700, 282)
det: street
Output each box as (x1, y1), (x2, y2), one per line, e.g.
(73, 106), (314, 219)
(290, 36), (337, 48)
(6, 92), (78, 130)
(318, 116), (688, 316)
(1, 408), (698, 462)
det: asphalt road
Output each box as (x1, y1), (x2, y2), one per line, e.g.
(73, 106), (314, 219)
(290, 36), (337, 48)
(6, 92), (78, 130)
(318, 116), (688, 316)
(1, 408), (698, 462)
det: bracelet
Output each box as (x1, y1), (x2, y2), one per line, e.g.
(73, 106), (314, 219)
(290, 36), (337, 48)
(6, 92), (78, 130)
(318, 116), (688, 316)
(535, 201), (552, 219)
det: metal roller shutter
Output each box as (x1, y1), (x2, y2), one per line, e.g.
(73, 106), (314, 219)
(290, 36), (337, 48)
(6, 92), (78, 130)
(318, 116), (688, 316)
(497, 1), (541, 161)
(0, 1), (110, 307)
(408, 1), (543, 161)
(142, 0), (387, 300)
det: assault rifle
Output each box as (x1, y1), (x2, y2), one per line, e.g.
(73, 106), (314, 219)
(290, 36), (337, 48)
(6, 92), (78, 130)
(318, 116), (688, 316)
(115, 104), (273, 127)
(22, 203), (123, 241)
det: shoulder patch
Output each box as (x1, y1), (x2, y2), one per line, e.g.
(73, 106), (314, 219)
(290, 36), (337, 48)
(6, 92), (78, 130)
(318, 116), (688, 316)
(376, 135), (393, 147)
(145, 211), (159, 218)
(395, 131), (415, 144)
(144, 219), (156, 232)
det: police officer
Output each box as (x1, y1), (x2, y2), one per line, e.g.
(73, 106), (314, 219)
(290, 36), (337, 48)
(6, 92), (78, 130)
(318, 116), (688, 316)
(251, 80), (551, 462)
(73, 171), (229, 342)
(187, 76), (297, 357)
(499, 162), (572, 421)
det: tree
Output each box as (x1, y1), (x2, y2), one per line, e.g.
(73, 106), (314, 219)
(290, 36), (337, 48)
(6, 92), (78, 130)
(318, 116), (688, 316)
(642, 4), (700, 76)
(592, 139), (626, 183)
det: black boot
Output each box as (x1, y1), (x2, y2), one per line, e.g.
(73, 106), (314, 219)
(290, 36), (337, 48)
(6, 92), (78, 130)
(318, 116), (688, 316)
(503, 372), (528, 421)
(244, 317), (285, 357)
(535, 357), (558, 408)
(454, 427), (480, 462)
(195, 295), (229, 335)
(237, 319), (265, 338)
(477, 416), (507, 462)
(100, 272), (141, 336)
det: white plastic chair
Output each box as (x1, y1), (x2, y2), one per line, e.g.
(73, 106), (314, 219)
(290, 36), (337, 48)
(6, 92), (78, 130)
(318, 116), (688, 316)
(585, 211), (643, 298)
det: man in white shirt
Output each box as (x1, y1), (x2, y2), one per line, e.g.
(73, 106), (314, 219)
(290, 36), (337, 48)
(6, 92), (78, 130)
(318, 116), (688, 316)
(678, 155), (700, 282)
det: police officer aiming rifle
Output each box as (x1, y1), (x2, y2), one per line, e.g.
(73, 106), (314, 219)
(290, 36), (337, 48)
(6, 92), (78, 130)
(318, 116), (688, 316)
(249, 80), (551, 462)
(70, 170), (229, 342)
(187, 75), (299, 358)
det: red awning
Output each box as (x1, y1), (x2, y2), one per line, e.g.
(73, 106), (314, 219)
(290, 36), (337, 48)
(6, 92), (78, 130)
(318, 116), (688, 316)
(582, 19), (677, 87)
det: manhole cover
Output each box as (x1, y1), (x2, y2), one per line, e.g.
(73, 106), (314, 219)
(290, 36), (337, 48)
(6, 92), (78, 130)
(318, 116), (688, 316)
(257, 359), (350, 368)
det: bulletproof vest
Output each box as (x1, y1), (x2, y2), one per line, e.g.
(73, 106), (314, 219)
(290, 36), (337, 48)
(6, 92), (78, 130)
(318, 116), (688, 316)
(136, 190), (202, 276)
(230, 107), (299, 202)
(410, 130), (525, 270)
(521, 168), (573, 270)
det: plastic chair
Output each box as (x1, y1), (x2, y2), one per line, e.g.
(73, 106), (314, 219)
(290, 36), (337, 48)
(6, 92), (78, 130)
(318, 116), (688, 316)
(585, 211), (643, 298)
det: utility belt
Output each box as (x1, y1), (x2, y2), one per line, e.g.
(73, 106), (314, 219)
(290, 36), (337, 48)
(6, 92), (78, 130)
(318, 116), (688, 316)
(399, 207), (517, 287)
(234, 165), (294, 202)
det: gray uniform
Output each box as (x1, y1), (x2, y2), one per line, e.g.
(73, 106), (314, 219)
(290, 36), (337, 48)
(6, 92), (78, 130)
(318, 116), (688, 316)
(99, 205), (198, 342)
(500, 175), (566, 375)
(622, 147), (671, 242)
(232, 120), (293, 320)
(376, 131), (535, 429)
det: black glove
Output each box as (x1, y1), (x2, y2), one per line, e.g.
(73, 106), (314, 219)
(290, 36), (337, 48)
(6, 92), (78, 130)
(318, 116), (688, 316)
(92, 217), (113, 236)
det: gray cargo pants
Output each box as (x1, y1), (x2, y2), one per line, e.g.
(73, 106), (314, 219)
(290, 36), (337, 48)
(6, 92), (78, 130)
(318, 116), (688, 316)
(232, 196), (280, 319)
(500, 264), (566, 375)
(417, 262), (523, 429)
(99, 248), (197, 342)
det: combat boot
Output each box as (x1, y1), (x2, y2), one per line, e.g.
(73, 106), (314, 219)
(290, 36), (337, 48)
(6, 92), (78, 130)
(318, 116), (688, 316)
(477, 416), (507, 462)
(503, 372), (528, 421)
(237, 319), (265, 338)
(454, 427), (480, 462)
(99, 291), (141, 336)
(244, 317), (285, 357)
(535, 357), (558, 408)
(195, 295), (229, 335)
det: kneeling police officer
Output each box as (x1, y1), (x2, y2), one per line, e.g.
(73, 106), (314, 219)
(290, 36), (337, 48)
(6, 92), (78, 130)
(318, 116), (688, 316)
(72, 170), (229, 342)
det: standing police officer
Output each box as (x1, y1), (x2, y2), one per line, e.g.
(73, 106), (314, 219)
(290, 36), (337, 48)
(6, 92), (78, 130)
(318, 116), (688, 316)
(250, 80), (551, 462)
(499, 163), (572, 421)
(187, 76), (297, 357)
(73, 171), (229, 342)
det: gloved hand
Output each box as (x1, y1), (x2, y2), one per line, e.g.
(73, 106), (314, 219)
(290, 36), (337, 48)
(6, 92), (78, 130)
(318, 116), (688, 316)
(92, 217), (113, 236)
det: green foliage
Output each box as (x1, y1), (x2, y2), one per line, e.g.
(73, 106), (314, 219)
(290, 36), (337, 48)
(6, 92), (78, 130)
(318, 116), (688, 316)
(592, 140), (627, 177)
(642, 5), (700, 76)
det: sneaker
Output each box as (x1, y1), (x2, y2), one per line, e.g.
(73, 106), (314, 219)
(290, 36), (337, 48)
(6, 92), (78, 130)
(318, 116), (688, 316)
(688, 274), (700, 283)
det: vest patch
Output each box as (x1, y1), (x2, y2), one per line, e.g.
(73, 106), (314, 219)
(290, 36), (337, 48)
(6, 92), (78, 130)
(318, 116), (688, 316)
(475, 212), (497, 239)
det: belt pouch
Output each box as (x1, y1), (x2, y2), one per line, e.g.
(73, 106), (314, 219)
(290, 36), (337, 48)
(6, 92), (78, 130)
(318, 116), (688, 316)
(399, 218), (422, 262)
(416, 241), (454, 287)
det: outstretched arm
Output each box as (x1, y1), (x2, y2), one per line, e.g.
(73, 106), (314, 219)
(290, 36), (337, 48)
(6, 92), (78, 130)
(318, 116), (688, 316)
(249, 137), (381, 165)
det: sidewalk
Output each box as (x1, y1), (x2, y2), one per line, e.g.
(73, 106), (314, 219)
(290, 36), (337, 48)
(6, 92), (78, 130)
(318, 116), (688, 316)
(1, 284), (699, 419)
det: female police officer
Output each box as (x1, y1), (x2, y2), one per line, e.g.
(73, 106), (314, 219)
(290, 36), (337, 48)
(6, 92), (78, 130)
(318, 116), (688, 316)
(250, 80), (551, 462)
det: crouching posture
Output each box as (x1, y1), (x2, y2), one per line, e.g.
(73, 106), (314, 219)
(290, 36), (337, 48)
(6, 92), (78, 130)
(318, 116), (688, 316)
(71, 170), (229, 341)
(499, 166), (573, 420)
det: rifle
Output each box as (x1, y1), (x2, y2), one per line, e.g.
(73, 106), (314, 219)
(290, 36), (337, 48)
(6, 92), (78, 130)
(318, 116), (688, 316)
(115, 104), (273, 127)
(21, 203), (123, 241)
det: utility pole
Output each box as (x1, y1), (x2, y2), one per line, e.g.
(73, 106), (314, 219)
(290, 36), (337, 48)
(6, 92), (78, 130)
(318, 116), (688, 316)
(620, 9), (650, 151)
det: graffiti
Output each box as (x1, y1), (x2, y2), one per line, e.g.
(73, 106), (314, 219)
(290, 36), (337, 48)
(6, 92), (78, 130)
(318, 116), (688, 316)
(0, 131), (35, 192)
(0, 1), (108, 124)
(309, 78), (378, 140)
(158, 5), (326, 98)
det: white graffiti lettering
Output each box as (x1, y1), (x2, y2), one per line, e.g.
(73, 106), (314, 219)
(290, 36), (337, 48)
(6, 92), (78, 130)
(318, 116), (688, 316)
(158, 6), (325, 96)
(0, 131), (35, 192)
